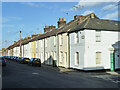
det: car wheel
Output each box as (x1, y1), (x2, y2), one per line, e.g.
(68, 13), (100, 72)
(39, 64), (41, 67)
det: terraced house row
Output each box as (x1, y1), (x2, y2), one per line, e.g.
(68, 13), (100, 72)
(4, 13), (120, 71)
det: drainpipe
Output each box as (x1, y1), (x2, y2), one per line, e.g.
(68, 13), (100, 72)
(44, 39), (45, 65)
(56, 33), (59, 66)
(68, 33), (70, 68)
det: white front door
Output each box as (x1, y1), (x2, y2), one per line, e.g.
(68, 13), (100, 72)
(64, 52), (67, 68)
(96, 52), (101, 66)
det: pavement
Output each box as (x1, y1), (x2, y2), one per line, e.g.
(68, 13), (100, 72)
(42, 63), (120, 75)
(2, 60), (119, 88)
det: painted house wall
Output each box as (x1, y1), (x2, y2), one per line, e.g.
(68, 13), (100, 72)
(58, 33), (69, 68)
(52, 36), (57, 64)
(16, 46), (20, 57)
(13, 47), (16, 56)
(84, 30), (119, 70)
(45, 37), (52, 65)
(31, 41), (36, 58)
(28, 42), (32, 59)
(69, 29), (120, 70)
(44, 36), (57, 66)
(112, 41), (120, 69)
(38, 39), (45, 64)
(24, 44), (28, 58)
(69, 31), (85, 69)
(22, 45), (24, 57)
(36, 40), (39, 58)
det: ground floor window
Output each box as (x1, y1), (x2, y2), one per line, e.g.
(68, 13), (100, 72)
(60, 51), (63, 63)
(54, 51), (56, 60)
(96, 52), (101, 64)
(75, 52), (79, 65)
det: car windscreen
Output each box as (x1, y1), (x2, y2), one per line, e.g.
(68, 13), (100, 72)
(34, 58), (40, 61)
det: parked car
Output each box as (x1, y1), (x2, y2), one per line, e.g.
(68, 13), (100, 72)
(28, 58), (41, 67)
(19, 57), (30, 64)
(16, 57), (23, 62)
(0, 56), (6, 66)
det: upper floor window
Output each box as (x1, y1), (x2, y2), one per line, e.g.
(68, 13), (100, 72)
(96, 31), (101, 42)
(75, 32), (79, 44)
(54, 36), (56, 46)
(59, 34), (63, 46)
(36, 42), (38, 48)
(60, 51), (63, 63)
(45, 38), (47, 47)
(41, 40), (43, 47)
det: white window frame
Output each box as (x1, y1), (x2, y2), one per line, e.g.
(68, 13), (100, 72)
(96, 31), (101, 42)
(96, 52), (101, 65)
(54, 51), (56, 60)
(59, 34), (63, 46)
(54, 36), (56, 46)
(75, 52), (79, 65)
(45, 38), (47, 47)
(60, 51), (63, 63)
(75, 32), (79, 44)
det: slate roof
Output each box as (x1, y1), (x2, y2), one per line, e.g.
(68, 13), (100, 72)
(6, 13), (120, 49)
(30, 29), (59, 42)
(68, 14), (119, 33)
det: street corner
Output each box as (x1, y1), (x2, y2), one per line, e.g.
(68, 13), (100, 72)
(106, 71), (119, 75)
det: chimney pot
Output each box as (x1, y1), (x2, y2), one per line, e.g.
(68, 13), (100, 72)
(63, 18), (65, 21)
(57, 17), (66, 28)
(91, 13), (94, 18)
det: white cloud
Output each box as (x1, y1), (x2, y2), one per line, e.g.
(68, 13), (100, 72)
(82, 10), (94, 15)
(102, 4), (117, 11)
(22, 2), (39, 7)
(102, 11), (118, 19)
(72, 1), (104, 11)
(21, 2), (45, 7)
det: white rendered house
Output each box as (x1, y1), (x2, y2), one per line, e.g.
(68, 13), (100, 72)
(68, 13), (120, 70)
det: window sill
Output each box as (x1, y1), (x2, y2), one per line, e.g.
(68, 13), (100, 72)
(75, 64), (79, 66)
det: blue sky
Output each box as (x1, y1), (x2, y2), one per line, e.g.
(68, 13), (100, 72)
(1, 1), (119, 49)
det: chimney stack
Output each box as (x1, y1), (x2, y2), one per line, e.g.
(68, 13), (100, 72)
(27, 35), (31, 39)
(57, 17), (66, 28)
(44, 25), (56, 33)
(32, 33), (37, 38)
(91, 13), (95, 18)
(74, 15), (84, 20)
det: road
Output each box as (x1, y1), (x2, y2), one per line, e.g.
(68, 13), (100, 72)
(2, 60), (119, 88)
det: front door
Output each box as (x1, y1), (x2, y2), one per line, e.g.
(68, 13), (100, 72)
(64, 52), (67, 68)
(96, 52), (101, 66)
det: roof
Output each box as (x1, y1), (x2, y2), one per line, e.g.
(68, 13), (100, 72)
(68, 13), (119, 33)
(30, 29), (60, 42)
(6, 13), (120, 50)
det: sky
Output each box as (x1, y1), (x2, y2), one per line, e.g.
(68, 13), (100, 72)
(1, 1), (120, 49)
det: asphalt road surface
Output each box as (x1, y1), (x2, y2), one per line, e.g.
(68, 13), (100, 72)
(2, 60), (119, 88)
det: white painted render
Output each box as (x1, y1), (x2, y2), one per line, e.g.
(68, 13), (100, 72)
(37, 39), (45, 64)
(45, 37), (52, 65)
(28, 42), (32, 59)
(69, 31), (85, 69)
(69, 29), (120, 70)
(58, 33), (69, 68)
